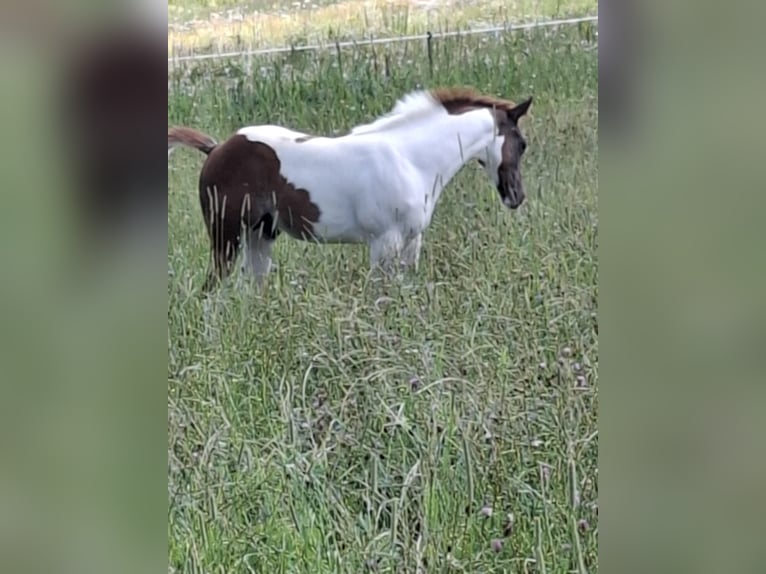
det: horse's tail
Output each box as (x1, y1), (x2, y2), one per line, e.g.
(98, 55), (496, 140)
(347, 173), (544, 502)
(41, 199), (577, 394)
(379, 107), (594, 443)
(168, 126), (217, 157)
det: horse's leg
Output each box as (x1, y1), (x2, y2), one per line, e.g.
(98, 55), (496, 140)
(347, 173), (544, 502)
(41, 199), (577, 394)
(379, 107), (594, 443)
(202, 217), (242, 292)
(369, 230), (404, 275)
(400, 233), (423, 271)
(243, 215), (278, 286)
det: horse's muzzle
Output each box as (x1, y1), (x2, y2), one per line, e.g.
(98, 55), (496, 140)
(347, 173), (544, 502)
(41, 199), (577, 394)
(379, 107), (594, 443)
(500, 185), (525, 210)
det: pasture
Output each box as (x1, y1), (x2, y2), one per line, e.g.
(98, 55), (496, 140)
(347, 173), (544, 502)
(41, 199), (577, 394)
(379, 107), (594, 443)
(168, 13), (598, 573)
(168, 0), (599, 54)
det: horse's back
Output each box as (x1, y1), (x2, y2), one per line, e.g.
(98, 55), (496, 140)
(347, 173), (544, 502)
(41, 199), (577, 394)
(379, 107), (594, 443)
(236, 124), (311, 145)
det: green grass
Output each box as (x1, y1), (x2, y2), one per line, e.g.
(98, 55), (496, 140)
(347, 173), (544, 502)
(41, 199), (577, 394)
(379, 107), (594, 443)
(168, 0), (599, 56)
(168, 22), (598, 573)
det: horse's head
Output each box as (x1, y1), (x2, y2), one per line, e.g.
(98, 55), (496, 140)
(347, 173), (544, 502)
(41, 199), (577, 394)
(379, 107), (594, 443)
(478, 97), (533, 210)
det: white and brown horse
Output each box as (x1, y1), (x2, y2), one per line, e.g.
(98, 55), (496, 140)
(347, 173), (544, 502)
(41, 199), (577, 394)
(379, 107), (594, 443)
(168, 87), (532, 290)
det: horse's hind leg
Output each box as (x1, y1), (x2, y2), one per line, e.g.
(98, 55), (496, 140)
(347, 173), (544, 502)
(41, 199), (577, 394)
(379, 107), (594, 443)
(202, 217), (242, 292)
(243, 213), (278, 286)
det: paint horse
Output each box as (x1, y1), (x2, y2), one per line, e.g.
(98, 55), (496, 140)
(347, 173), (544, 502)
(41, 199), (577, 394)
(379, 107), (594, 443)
(168, 87), (532, 291)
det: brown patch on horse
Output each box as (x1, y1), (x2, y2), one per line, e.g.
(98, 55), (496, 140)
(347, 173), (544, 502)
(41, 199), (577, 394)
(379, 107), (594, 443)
(432, 87), (532, 210)
(430, 86), (530, 161)
(197, 135), (321, 288)
(294, 135), (315, 143)
(430, 86), (520, 116)
(168, 126), (218, 155)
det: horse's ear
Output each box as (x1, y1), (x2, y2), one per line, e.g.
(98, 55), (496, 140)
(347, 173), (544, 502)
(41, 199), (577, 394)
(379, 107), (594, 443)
(507, 97), (533, 123)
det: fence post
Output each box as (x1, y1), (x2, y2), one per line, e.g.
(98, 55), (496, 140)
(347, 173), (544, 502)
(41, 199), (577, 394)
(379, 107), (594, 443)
(426, 31), (433, 76)
(335, 40), (343, 78)
(371, 34), (378, 77)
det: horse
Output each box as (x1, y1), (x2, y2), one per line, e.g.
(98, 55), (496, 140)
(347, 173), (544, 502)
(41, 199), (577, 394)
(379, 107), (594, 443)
(168, 86), (532, 291)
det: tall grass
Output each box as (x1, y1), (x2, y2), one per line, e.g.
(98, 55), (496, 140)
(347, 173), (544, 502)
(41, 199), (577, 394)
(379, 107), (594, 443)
(168, 0), (599, 55)
(168, 23), (598, 573)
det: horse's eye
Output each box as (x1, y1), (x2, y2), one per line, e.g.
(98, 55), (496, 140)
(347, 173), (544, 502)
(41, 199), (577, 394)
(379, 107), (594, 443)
(519, 139), (527, 154)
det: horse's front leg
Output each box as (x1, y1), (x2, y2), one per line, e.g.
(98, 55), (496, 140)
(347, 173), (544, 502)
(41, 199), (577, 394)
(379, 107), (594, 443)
(369, 230), (404, 276)
(400, 232), (423, 271)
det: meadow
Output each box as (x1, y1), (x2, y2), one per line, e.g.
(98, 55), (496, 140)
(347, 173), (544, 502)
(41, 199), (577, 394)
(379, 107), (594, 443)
(168, 9), (598, 573)
(168, 0), (598, 55)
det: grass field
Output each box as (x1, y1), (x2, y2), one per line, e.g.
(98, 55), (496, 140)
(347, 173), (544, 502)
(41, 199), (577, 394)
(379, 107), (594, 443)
(168, 0), (598, 55)
(168, 10), (598, 573)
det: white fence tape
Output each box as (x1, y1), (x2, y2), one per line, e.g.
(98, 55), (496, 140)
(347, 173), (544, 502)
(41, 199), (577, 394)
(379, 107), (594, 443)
(168, 14), (598, 65)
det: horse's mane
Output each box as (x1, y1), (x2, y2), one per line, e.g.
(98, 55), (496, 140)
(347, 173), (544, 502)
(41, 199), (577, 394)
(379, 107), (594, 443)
(430, 86), (519, 114)
(350, 90), (439, 135)
(350, 86), (518, 136)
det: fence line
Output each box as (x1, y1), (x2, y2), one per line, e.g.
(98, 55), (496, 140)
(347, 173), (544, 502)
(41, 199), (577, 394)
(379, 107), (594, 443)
(168, 14), (598, 65)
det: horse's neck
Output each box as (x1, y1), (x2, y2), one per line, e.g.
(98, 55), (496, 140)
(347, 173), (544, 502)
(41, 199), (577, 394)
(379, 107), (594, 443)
(384, 110), (495, 209)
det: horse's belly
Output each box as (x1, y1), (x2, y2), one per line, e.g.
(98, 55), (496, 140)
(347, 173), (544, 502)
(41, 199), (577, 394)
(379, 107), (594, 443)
(306, 194), (369, 243)
(311, 220), (368, 244)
